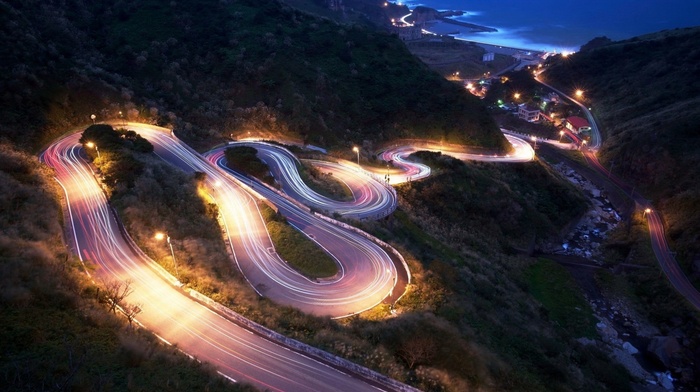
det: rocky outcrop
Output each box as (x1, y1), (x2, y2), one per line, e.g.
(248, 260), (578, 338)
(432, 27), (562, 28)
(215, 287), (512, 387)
(646, 336), (682, 369)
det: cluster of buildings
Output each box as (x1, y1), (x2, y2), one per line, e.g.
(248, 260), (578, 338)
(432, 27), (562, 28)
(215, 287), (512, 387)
(512, 93), (591, 134)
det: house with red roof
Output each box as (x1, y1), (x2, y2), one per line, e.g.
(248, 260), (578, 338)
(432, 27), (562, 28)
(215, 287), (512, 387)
(565, 116), (591, 134)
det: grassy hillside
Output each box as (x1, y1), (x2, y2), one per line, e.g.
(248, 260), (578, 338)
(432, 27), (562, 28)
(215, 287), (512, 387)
(544, 27), (700, 279)
(0, 0), (507, 152)
(0, 143), (252, 391)
(0, 1), (636, 390)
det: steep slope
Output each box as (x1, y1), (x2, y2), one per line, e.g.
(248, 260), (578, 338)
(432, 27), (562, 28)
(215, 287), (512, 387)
(0, 0), (507, 152)
(544, 27), (700, 277)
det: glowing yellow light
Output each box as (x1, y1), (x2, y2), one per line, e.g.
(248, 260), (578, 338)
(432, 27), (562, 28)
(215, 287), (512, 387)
(155, 232), (165, 241)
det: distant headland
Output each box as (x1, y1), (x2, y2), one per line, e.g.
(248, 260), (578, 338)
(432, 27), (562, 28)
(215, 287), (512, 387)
(407, 6), (498, 33)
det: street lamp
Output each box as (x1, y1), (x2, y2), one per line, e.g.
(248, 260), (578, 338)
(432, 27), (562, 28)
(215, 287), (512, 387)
(86, 142), (100, 158)
(575, 89), (584, 98)
(119, 111), (125, 126)
(531, 135), (537, 149)
(513, 92), (521, 100)
(559, 130), (565, 142)
(643, 208), (652, 217)
(155, 232), (180, 282)
(90, 114), (96, 124)
(352, 146), (360, 166)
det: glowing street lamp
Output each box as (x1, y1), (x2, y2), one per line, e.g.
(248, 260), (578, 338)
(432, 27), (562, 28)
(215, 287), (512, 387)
(559, 130), (565, 142)
(352, 146), (360, 166)
(575, 89), (584, 98)
(119, 110), (125, 126)
(513, 92), (521, 100)
(86, 141), (100, 158)
(531, 135), (537, 149)
(643, 208), (652, 217)
(156, 232), (180, 282)
(90, 114), (96, 124)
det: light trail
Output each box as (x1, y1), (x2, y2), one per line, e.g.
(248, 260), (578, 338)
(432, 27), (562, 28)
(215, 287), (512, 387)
(377, 134), (535, 184)
(41, 129), (415, 391)
(207, 142), (397, 220)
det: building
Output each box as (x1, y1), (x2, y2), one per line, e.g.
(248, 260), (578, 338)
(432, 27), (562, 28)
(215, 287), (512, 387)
(518, 104), (541, 122)
(565, 116), (591, 133)
(389, 25), (423, 41)
(482, 52), (495, 62)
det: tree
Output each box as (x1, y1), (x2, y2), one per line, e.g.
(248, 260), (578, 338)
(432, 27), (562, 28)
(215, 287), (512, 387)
(100, 278), (134, 314)
(122, 302), (143, 327)
(397, 334), (438, 369)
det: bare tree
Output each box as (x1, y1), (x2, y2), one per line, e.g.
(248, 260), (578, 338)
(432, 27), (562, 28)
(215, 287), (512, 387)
(122, 303), (143, 327)
(397, 335), (438, 369)
(100, 278), (133, 314)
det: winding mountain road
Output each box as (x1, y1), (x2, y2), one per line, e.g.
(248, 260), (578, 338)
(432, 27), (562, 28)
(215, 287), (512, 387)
(41, 122), (538, 390)
(42, 131), (404, 392)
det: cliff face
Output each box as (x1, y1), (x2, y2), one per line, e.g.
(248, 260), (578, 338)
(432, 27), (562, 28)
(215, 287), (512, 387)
(545, 27), (700, 273)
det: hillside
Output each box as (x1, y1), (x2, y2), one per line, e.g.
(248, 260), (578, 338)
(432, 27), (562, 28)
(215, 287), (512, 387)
(0, 0), (507, 152)
(0, 0), (638, 391)
(544, 27), (700, 280)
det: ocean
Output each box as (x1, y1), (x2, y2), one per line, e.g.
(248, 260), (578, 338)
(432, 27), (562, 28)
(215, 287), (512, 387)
(401, 0), (700, 52)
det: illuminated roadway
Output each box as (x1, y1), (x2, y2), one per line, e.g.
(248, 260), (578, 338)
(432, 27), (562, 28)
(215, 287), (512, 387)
(41, 131), (407, 391)
(130, 124), (398, 318)
(537, 72), (700, 310)
(581, 147), (700, 311)
(40, 122), (533, 390)
(208, 141), (397, 220)
(376, 134), (535, 184)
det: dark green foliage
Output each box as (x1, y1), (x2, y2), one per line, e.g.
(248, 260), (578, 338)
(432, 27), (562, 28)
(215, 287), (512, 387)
(525, 259), (597, 338)
(0, 0), (507, 152)
(258, 204), (339, 279)
(401, 152), (588, 251)
(79, 124), (154, 189)
(79, 124), (124, 150)
(224, 146), (274, 185)
(545, 26), (700, 278)
(0, 144), (251, 392)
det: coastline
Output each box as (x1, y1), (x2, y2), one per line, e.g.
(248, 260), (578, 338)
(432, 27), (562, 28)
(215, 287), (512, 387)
(436, 16), (497, 33)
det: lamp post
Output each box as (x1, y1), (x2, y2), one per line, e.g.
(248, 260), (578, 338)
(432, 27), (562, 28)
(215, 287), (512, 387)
(86, 142), (100, 158)
(352, 146), (360, 166)
(90, 114), (96, 124)
(119, 111), (125, 127)
(156, 232), (180, 282)
(559, 130), (565, 142)
(575, 89), (584, 99)
(643, 208), (651, 218)
(530, 135), (537, 149)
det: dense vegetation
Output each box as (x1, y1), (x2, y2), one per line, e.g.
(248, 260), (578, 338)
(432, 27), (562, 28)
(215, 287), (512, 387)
(0, 144), (251, 391)
(259, 203), (339, 278)
(544, 27), (700, 281)
(0, 0), (651, 390)
(349, 154), (629, 391)
(224, 146), (275, 185)
(0, 0), (507, 153)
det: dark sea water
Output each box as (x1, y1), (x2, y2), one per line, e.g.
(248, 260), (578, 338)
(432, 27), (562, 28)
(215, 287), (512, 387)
(401, 0), (700, 52)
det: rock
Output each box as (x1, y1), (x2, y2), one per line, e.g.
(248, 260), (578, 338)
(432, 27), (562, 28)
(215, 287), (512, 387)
(656, 371), (674, 390)
(647, 336), (682, 369)
(597, 321), (618, 343)
(623, 341), (639, 354)
(577, 337), (596, 346)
